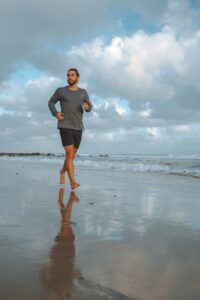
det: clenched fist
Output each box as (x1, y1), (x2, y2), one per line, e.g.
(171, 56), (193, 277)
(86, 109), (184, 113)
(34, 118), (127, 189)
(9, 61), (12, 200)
(82, 102), (89, 111)
(56, 112), (64, 120)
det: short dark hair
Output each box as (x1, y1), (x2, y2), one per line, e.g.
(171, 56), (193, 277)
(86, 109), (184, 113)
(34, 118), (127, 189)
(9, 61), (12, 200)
(67, 68), (80, 77)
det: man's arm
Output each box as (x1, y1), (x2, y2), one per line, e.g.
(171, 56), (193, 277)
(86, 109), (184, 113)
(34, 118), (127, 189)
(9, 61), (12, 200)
(48, 88), (60, 117)
(83, 90), (92, 112)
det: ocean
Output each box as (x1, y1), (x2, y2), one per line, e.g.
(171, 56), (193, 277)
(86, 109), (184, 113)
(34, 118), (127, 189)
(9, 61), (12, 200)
(1, 152), (200, 178)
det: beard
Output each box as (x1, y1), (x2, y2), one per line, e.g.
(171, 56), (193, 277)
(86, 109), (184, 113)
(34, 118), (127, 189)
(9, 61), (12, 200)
(68, 79), (78, 86)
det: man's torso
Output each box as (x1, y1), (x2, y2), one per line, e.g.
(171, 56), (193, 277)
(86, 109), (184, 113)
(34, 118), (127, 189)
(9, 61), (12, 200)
(57, 86), (86, 130)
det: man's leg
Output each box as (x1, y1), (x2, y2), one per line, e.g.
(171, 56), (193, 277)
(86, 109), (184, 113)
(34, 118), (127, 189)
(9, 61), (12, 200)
(60, 145), (79, 188)
(61, 145), (77, 174)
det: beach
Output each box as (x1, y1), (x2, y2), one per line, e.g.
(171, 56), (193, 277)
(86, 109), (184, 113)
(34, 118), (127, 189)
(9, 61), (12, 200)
(0, 156), (200, 300)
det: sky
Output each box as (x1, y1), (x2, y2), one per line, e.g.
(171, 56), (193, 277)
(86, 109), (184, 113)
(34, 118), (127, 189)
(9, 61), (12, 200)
(0, 0), (200, 155)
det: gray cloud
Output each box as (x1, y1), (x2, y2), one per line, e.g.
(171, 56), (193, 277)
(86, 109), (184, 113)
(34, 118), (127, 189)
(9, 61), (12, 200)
(0, 0), (128, 80)
(0, 75), (199, 155)
(1, 0), (197, 80)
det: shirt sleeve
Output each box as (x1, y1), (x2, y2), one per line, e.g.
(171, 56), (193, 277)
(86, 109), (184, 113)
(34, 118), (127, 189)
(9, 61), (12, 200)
(48, 88), (60, 117)
(83, 89), (93, 112)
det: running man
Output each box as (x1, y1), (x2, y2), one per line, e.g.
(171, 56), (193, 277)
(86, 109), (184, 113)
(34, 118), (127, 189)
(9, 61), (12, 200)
(48, 68), (92, 189)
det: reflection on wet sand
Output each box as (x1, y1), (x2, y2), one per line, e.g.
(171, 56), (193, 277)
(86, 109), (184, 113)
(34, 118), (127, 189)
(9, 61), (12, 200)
(40, 188), (135, 300)
(58, 188), (79, 227)
(40, 189), (81, 298)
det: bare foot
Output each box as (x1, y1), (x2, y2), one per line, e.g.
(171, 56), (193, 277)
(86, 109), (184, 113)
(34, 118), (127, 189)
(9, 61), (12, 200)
(70, 191), (80, 202)
(71, 182), (80, 190)
(60, 170), (65, 184)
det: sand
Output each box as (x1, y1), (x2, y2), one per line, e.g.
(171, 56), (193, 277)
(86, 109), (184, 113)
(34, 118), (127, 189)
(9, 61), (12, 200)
(0, 157), (200, 300)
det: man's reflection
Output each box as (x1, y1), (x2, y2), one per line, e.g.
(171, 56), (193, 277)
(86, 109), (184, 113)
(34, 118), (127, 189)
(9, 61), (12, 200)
(40, 188), (81, 299)
(40, 189), (136, 300)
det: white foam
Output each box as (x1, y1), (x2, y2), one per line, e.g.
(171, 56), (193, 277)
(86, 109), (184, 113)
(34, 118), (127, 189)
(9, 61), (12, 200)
(1, 154), (200, 178)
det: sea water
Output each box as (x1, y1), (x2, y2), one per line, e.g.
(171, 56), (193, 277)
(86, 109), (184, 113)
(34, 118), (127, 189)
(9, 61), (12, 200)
(1, 153), (200, 178)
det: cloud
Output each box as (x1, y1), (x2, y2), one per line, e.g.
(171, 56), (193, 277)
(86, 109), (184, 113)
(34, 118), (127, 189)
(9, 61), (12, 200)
(1, 0), (197, 80)
(139, 102), (152, 118)
(66, 29), (184, 103)
(63, 22), (200, 125)
(146, 127), (161, 139)
(174, 125), (191, 133)
(0, 0), (128, 80)
(163, 0), (200, 36)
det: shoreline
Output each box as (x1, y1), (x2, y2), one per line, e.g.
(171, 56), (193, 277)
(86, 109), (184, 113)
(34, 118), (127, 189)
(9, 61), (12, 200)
(0, 155), (199, 180)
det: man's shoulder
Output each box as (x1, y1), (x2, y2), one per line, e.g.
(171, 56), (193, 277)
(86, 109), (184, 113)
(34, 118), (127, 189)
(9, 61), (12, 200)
(55, 86), (68, 95)
(57, 86), (66, 91)
(53, 86), (63, 94)
(79, 87), (89, 95)
(78, 87), (87, 91)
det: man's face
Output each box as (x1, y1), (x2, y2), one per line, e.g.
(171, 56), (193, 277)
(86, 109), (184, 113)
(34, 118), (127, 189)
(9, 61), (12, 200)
(67, 71), (79, 85)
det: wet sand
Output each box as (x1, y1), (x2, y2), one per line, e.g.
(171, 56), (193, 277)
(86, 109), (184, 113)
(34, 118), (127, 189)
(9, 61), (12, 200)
(0, 157), (200, 300)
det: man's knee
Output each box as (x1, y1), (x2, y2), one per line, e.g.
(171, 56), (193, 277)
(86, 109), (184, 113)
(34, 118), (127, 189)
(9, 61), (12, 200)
(64, 145), (74, 159)
(64, 144), (77, 159)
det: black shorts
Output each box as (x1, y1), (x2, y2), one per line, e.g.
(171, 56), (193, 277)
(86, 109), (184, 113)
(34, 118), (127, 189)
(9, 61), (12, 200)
(59, 128), (82, 149)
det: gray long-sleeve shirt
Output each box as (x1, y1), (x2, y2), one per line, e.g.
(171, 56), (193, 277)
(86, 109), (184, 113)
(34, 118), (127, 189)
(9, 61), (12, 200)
(48, 86), (92, 130)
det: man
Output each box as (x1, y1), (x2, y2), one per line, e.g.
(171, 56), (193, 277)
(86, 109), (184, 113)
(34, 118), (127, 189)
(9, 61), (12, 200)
(48, 68), (92, 189)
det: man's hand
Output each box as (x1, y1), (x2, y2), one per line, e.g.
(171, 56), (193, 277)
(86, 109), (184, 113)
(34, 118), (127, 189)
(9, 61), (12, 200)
(56, 112), (64, 120)
(82, 102), (89, 111)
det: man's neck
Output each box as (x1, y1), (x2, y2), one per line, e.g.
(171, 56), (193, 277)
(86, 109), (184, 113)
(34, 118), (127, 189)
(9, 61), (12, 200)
(67, 84), (79, 91)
